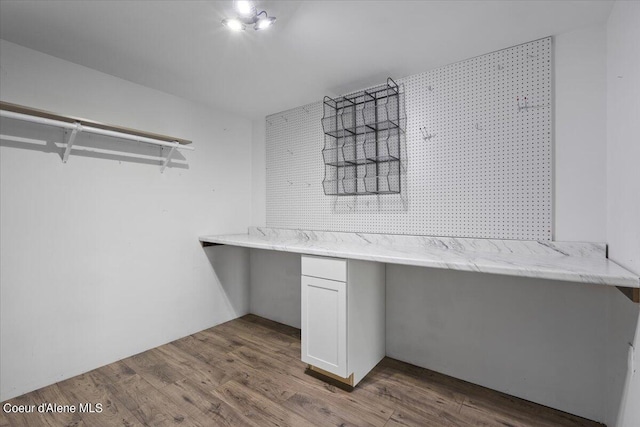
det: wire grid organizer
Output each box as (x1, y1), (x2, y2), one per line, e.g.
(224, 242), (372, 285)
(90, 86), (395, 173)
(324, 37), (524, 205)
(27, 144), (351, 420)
(321, 78), (407, 196)
(265, 37), (552, 240)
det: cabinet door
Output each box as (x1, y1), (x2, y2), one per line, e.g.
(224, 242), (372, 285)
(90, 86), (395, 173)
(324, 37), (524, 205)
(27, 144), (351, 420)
(301, 275), (347, 377)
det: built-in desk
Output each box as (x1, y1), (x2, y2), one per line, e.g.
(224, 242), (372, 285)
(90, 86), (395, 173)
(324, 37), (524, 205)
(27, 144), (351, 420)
(200, 226), (640, 388)
(200, 227), (639, 298)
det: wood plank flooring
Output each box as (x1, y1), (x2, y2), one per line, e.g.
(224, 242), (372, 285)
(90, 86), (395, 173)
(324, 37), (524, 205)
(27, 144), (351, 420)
(1, 315), (604, 427)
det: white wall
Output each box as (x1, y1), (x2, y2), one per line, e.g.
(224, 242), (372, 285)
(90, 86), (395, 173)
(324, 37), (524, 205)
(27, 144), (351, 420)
(386, 267), (608, 421)
(0, 40), (253, 401)
(249, 250), (301, 328)
(251, 119), (267, 227)
(250, 26), (609, 242)
(604, 1), (640, 426)
(555, 25), (607, 242)
(384, 27), (610, 422)
(249, 26), (612, 422)
(605, 2), (640, 272)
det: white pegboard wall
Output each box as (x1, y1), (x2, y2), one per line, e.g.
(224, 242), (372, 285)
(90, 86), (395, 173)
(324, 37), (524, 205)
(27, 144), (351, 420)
(266, 38), (552, 240)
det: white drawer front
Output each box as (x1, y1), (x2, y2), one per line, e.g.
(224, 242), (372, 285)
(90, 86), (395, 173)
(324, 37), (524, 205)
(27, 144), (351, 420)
(301, 256), (347, 282)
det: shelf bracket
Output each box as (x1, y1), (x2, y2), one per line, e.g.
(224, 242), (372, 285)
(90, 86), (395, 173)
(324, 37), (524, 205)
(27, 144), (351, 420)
(617, 286), (640, 304)
(201, 241), (223, 248)
(62, 122), (82, 163)
(160, 142), (179, 173)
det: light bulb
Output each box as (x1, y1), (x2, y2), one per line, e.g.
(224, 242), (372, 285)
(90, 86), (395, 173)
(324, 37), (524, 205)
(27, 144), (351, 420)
(235, 0), (254, 16)
(255, 16), (276, 30)
(222, 18), (244, 31)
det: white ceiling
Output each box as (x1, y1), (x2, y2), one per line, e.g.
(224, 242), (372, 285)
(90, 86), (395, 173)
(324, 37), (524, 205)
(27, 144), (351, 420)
(0, 0), (613, 119)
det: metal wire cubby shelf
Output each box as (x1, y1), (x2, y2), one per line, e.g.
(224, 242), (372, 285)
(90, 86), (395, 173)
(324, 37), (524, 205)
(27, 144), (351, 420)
(321, 78), (406, 196)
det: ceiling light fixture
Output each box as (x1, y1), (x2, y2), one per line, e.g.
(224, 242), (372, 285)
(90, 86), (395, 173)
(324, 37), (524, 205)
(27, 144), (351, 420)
(235, 0), (255, 17)
(222, 1), (276, 32)
(221, 18), (245, 32)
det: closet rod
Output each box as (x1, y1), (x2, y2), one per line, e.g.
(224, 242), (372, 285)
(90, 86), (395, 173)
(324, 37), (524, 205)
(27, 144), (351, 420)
(0, 109), (194, 151)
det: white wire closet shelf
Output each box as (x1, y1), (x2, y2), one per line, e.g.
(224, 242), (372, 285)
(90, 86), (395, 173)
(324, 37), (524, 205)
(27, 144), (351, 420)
(0, 101), (194, 172)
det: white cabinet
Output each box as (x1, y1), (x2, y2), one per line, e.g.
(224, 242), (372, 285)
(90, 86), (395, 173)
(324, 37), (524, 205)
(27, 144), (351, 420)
(301, 255), (385, 387)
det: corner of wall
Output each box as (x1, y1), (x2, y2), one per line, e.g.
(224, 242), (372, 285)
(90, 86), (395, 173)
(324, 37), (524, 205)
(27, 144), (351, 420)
(554, 23), (607, 242)
(604, 1), (640, 426)
(251, 118), (267, 227)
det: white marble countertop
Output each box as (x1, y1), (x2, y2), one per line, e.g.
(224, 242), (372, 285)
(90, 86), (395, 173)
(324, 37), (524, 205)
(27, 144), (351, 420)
(199, 227), (639, 288)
